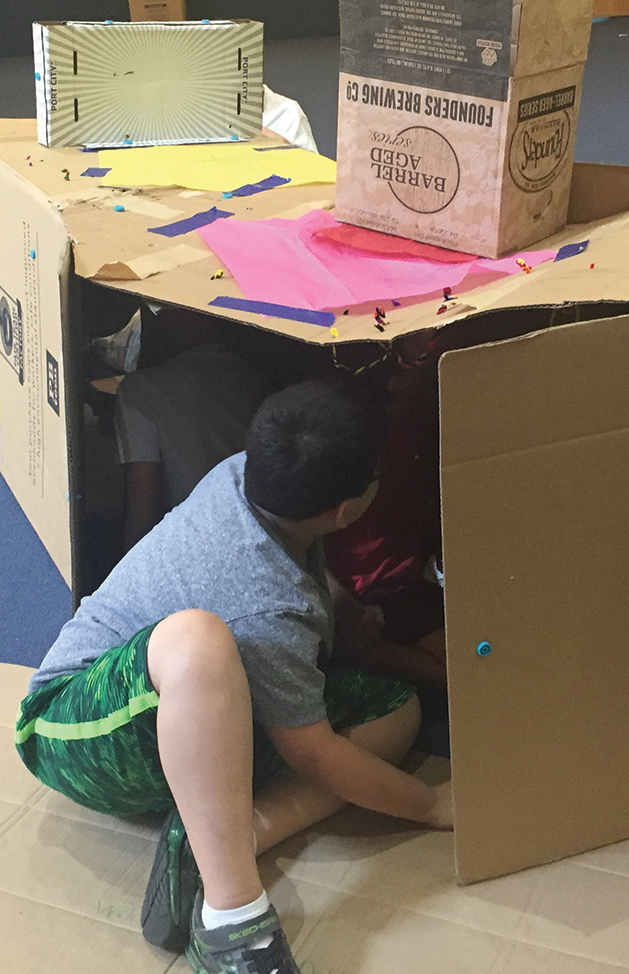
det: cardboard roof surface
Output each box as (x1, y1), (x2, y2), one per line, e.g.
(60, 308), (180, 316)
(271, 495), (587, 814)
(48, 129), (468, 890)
(2, 118), (629, 347)
(5, 661), (629, 973)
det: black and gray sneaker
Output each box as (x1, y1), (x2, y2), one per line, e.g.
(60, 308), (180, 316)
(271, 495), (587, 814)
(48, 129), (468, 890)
(141, 806), (200, 952)
(186, 891), (301, 974)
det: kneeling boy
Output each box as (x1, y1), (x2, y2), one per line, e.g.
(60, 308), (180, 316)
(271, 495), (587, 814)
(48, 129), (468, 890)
(16, 380), (452, 974)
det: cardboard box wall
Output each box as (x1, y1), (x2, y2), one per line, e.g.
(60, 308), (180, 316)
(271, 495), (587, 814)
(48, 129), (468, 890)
(336, 0), (594, 258)
(128, 0), (187, 21)
(3, 120), (629, 885)
(33, 20), (263, 148)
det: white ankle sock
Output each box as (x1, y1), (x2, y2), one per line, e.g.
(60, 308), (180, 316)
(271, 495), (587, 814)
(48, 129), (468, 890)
(202, 890), (271, 947)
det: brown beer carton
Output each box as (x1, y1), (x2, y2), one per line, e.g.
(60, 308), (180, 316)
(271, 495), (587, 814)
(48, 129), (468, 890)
(336, 0), (594, 257)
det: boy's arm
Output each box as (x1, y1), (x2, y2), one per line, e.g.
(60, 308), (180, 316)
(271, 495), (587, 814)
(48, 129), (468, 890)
(265, 718), (452, 829)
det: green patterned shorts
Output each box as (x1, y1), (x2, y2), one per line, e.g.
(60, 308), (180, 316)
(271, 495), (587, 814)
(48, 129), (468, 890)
(15, 624), (415, 818)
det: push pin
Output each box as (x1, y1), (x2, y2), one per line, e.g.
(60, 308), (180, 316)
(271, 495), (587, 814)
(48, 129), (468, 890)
(374, 322), (385, 333)
(343, 309), (349, 315)
(442, 287), (456, 301)
(437, 304), (448, 315)
(211, 269), (224, 280)
(330, 327), (340, 339)
(516, 258), (532, 274)
(114, 204), (125, 212)
(590, 263), (595, 269)
(375, 306), (386, 319)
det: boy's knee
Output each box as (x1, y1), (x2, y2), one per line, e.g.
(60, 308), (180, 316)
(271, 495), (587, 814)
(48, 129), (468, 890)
(147, 609), (239, 692)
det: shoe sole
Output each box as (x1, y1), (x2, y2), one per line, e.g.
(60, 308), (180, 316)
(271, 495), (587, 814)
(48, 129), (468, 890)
(141, 809), (198, 952)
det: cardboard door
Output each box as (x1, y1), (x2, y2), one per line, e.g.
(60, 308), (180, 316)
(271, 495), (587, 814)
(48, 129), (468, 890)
(440, 314), (629, 883)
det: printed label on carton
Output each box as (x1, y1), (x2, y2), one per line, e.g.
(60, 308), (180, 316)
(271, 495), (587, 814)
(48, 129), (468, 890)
(340, 0), (514, 101)
(337, 72), (507, 253)
(509, 87), (576, 193)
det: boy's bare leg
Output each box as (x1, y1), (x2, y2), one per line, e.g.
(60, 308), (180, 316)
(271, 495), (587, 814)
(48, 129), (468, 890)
(147, 609), (263, 910)
(149, 610), (437, 905)
(253, 694), (421, 855)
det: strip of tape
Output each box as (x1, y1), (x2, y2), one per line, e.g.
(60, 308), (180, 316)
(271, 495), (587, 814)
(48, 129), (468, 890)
(209, 296), (335, 328)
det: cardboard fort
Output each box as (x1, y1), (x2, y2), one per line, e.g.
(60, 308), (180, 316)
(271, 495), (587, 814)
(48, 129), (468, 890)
(3, 117), (629, 892)
(336, 0), (594, 258)
(33, 20), (264, 148)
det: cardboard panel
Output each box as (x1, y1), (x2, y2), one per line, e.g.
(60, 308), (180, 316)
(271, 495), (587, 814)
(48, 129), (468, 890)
(513, 0), (593, 79)
(0, 160), (73, 585)
(593, 0), (629, 13)
(440, 314), (629, 883)
(568, 163), (629, 225)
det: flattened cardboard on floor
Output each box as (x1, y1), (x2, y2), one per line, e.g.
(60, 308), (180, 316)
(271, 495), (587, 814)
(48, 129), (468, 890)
(5, 660), (629, 974)
(2, 119), (629, 885)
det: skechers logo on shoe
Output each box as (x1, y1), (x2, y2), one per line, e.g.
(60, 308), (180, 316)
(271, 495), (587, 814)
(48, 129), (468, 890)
(229, 916), (275, 941)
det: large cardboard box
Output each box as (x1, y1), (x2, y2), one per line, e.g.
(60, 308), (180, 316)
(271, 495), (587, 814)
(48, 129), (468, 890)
(33, 20), (263, 148)
(128, 0), (187, 20)
(336, 0), (594, 258)
(3, 120), (629, 886)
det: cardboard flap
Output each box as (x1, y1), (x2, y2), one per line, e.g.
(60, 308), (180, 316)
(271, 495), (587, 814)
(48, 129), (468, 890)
(440, 313), (629, 883)
(513, 0), (593, 77)
(568, 162), (629, 225)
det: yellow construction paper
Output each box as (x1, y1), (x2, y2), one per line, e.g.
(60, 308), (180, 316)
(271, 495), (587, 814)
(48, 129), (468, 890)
(99, 144), (336, 191)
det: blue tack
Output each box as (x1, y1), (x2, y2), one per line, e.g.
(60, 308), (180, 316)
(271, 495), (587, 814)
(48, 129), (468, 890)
(222, 192), (233, 198)
(104, 20), (114, 24)
(123, 139), (133, 145)
(231, 136), (239, 140)
(30, 250), (36, 259)
(34, 72), (41, 81)
(476, 641), (492, 657)
(114, 205), (125, 212)
(201, 19), (210, 23)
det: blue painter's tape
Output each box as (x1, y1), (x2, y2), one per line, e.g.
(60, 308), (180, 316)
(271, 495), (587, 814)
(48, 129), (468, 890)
(228, 174), (291, 197)
(554, 240), (589, 262)
(147, 207), (234, 237)
(209, 297), (335, 328)
(81, 167), (112, 177)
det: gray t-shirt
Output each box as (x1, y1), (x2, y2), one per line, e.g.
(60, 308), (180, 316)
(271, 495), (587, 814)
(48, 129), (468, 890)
(30, 454), (334, 729)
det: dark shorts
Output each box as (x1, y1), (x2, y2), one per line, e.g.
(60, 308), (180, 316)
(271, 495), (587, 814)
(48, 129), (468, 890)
(15, 625), (416, 818)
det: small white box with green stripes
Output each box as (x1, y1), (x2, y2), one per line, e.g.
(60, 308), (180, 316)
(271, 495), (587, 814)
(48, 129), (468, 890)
(33, 19), (264, 148)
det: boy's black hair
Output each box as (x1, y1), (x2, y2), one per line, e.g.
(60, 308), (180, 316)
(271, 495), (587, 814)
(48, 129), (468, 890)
(244, 379), (388, 521)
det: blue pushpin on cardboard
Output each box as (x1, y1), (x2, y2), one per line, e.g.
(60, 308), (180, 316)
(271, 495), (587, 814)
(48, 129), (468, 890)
(114, 205), (125, 212)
